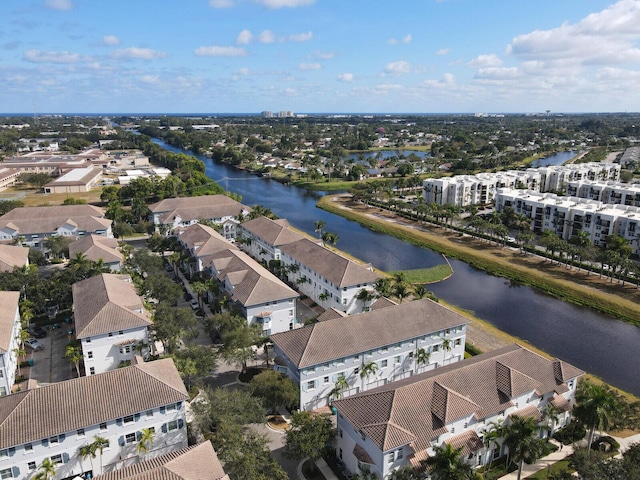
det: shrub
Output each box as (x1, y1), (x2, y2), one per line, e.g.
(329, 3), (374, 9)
(591, 435), (620, 452)
(553, 421), (586, 445)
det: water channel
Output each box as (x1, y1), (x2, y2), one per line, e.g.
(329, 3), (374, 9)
(155, 140), (640, 395)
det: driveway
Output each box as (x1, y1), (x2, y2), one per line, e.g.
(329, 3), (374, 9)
(26, 327), (75, 385)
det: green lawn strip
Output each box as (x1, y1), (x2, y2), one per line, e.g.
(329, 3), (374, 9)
(317, 195), (640, 327)
(390, 265), (452, 284)
(525, 459), (573, 479)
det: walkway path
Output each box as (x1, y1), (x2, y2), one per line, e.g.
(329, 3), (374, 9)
(499, 440), (573, 479)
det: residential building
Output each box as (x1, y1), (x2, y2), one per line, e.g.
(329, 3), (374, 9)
(94, 442), (229, 480)
(43, 166), (103, 194)
(565, 179), (640, 207)
(175, 223), (240, 276)
(73, 274), (152, 375)
(279, 238), (381, 314)
(271, 299), (468, 411)
(239, 216), (306, 264)
(0, 358), (188, 479)
(0, 168), (21, 192)
(2, 149), (109, 175)
(148, 195), (250, 233)
(0, 204), (112, 248)
(334, 344), (583, 479)
(69, 235), (124, 271)
(0, 292), (21, 396)
(0, 245), (29, 272)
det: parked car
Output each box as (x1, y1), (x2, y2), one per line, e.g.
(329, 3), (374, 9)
(27, 326), (47, 338)
(184, 291), (193, 301)
(190, 299), (200, 310)
(25, 338), (44, 351)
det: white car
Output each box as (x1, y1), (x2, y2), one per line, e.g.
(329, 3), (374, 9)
(190, 299), (200, 310)
(25, 338), (44, 351)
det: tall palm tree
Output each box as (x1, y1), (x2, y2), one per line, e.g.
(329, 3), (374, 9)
(91, 435), (109, 473)
(328, 375), (350, 404)
(356, 288), (375, 312)
(503, 415), (547, 480)
(414, 348), (430, 373)
(423, 443), (475, 480)
(137, 427), (155, 460)
(359, 361), (379, 389)
(441, 338), (452, 366)
(65, 343), (83, 378)
(481, 420), (506, 473)
(573, 380), (619, 455)
(78, 443), (96, 476)
(314, 220), (325, 239)
(34, 458), (57, 480)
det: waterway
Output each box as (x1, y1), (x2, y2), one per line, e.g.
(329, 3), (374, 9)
(154, 139), (640, 395)
(529, 150), (579, 168)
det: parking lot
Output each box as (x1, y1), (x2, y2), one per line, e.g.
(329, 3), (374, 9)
(24, 326), (75, 386)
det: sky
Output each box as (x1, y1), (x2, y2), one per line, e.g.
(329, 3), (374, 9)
(2, 0), (640, 114)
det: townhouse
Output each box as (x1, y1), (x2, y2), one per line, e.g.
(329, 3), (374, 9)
(73, 274), (152, 375)
(68, 235), (124, 271)
(271, 299), (468, 411)
(423, 163), (620, 207)
(0, 292), (21, 396)
(334, 344), (583, 479)
(94, 442), (229, 480)
(0, 358), (188, 479)
(0, 204), (112, 248)
(148, 195), (251, 236)
(176, 223), (299, 335)
(239, 216), (306, 264)
(0, 245), (29, 273)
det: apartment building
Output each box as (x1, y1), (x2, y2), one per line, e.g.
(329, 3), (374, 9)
(334, 345), (583, 479)
(0, 358), (188, 479)
(566, 179), (640, 207)
(73, 274), (152, 375)
(68, 235), (124, 271)
(0, 292), (21, 396)
(271, 299), (468, 411)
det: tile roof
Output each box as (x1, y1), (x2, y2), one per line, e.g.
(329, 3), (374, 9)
(72, 273), (152, 339)
(177, 223), (239, 260)
(94, 442), (228, 480)
(149, 195), (242, 213)
(550, 394), (572, 413)
(271, 299), (468, 368)
(0, 358), (188, 449)
(0, 245), (29, 272)
(334, 345), (583, 453)
(209, 249), (298, 306)
(0, 291), (19, 354)
(316, 308), (347, 322)
(279, 238), (381, 287)
(510, 404), (543, 423)
(240, 216), (305, 246)
(0, 204), (110, 236)
(149, 195), (249, 224)
(444, 430), (484, 458)
(69, 234), (123, 265)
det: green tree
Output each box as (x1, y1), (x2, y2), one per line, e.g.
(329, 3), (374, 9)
(360, 360), (379, 388)
(423, 443), (475, 480)
(136, 427), (155, 459)
(142, 274), (183, 305)
(170, 345), (217, 390)
(573, 379), (620, 454)
(249, 369), (298, 413)
(414, 347), (431, 373)
(152, 304), (199, 354)
(284, 411), (336, 463)
(503, 415), (547, 480)
(33, 458), (57, 480)
(207, 312), (262, 371)
(65, 343), (83, 378)
(314, 220), (325, 239)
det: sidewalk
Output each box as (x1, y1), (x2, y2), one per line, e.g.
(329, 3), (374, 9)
(498, 440), (574, 479)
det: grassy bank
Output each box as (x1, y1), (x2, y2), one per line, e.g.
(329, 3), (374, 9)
(391, 264), (452, 284)
(318, 194), (640, 327)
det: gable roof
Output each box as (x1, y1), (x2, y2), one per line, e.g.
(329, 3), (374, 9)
(149, 195), (249, 224)
(0, 204), (110, 236)
(0, 291), (19, 354)
(73, 273), (151, 338)
(177, 223), (239, 260)
(0, 245), (29, 272)
(69, 234), (123, 265)
(279, 238), (380, 287)
(334, 345), (584, 453)
(0, 358), (188, 449)
(94, 442), (228, 480)
(271, 299), (468, 368)
(240, 216), (305, 246)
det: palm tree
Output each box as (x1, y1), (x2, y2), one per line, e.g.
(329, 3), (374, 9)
(314, 220), (325, 239)
(89, 435), (109, 474)
(78, 442), (96, 475)
(503, 415), (547, 480)
(191, 280), (208, 311)
(167, 251), (181, 277)
(440, 337), (452, 366)
(481, 420), (506, 473)
(394, 281), (410, 303)
(19, 298), (35, 327)
(573, 380), (619, 455)
(359, 361), (379, 389)
(34, 458), (57, 480)
(322, 231), (339, 247)
(423, 443), (475, 480)
(414, 347), (430, 373)
(328, 375), (350, 404)
(65, 343), (83, 378)
(13, 345), (26, 376)
(137, 427), (155, 460)
(356, 288), (375, 312)
(542, 404), (561, 437)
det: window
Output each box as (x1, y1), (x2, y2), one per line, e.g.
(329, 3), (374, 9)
(118, 330), (124, 335)
(387, 453), (394, 465)
(0, 370), (3, 379)
(380, 359), (388, 368)
(0, 469), (11, 479)
(0, 450), (6, 459)
(342, 298), (347, 305)
(396, 449), (403, 460)
(89, 367), (95, 375)
(24, 443), (32, 453)
(354, 368), (359, 375)
(394, 356), (401, 365)
(167, 420), (179, 431)
(433, 345), (440, 352)
(125, 433), (136, 444)
(49, 436), (59, 446)
(51, 454), (63, 464)
(455, 339), (461, 347)
(146, 410), (153, 418)
(28, 462), (36, 470)
(166, 404), (176, 412)
(87, 351), (93, 359)
(86, 337), (91, 343)
(323, 376), (330, 384)
(493, 447), (500, 459)
(123, 415), (134, 424)
(307, 380), (316, 391)
(108, 332), (113, 337)
(99, 422), (107, 431)
(77, 428), (85, 438)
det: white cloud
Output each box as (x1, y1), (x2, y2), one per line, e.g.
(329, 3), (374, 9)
(140, 75), (159, 84)
(467, 54), (503, 68)
(194, 45), (247, 57)
(45, 0), (73, 11)
(388, 38), (398, 45)
(236, 67), (251, 75)
(436, 48), (450, 56)
(389, 34), (412, 45)
(254, 0), (315, 8)
(299, 62), (321, 70)
(23, 49), (83, 63)
(102, 35), (121, 47)
(259, 30), (277, 43)
(210, 0), (235, 7)
(289, 31), (313, 42)
(337, 73), (353, 82)
(112, 47), (168, 60)
(236, 29), (253, 45)
(311, 51), (334, 60)
(402, 34), (412, 44)
(384, 60), (411, 75)
(423, 73), (456, 88)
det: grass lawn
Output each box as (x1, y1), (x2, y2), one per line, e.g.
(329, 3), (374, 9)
(1, 186), (105, 206)
(525, 459), (573, 479)
(391, 264), (452, 284)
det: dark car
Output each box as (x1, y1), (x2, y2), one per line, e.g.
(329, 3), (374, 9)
(28, 326), (47, 338)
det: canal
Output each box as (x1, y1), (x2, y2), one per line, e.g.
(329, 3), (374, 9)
(155, 140), (640, 395)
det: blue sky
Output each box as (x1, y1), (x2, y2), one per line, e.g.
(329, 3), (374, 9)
(1, 0), (639, 114)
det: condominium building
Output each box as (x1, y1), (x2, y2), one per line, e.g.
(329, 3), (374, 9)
(0, 291), (21, 396)
(566, 179), (640, 207)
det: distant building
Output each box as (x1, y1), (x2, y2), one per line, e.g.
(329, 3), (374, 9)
(0, 168), (21, 191)
(261, 111), (274, 118)
(3, 149), (109, 175)
(43, 166), (103, 194)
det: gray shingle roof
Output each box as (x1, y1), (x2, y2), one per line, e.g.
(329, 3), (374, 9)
(94, 442), (228, 480)
(271, 299), (468, 368)
(0, 291), (19, 354)
(240, 216), (305, 246)
(69, 234), (123, 265)
(73, 273), (151, 339)
(0, 358), (188, 449)
(149, 195), (249, 224)
(280, 238), (380, 287)
(0, 204), (110, 236)
(334, 345), (584, 452)
(0, 245), (29, 272)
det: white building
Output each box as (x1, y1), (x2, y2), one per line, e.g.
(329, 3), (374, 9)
(0, 292), (21, 396)
(566, 179), (640, 207)
(334, 344), (583, 479)
(271, 299), (468, 411)
(0, 358), (188, 479)
(73, 274), (152, 375)
(68, 235), (124, 271)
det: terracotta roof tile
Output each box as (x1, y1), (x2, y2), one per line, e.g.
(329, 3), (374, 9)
(444, 430), (484, 458)
(240, 216), (304, 246)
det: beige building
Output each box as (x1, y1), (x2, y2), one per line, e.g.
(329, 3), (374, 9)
(69, 235), (124, 271)
(0, 168), (21, 191)
(43, 166), (103, 194)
